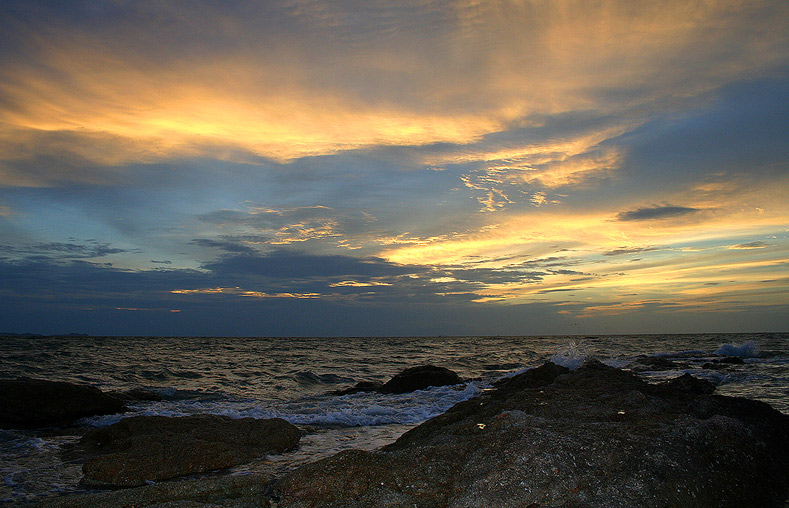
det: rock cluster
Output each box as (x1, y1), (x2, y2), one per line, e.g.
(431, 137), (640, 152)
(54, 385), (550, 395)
(0, 377), (125, 428)
(276, 360), (789, 507)
(78, 414), (301, 487)
(32, 361), (789, 507)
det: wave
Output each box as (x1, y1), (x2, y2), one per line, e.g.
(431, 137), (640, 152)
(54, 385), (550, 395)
(78, 382), (484, 429)
(715, 340), (761, 358)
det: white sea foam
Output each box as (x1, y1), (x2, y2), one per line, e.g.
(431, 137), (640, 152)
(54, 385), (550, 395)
(80, 382), (484, 428)
(715, 340), (761, 358)
(550, 341), (588, 370)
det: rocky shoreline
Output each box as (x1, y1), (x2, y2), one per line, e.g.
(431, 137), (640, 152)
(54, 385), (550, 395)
(3, 360), (786, 507)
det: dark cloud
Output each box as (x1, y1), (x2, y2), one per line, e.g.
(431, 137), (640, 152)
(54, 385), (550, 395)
(603, 246), (659, 257)
(201, 250), (418, 280)
(615, 206), (699, 222)
(0, 241), (129, 259)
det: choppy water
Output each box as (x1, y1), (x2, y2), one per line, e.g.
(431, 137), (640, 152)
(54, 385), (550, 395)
(1, 333), (787, 505)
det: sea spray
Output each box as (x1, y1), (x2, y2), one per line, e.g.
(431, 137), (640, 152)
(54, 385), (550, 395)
(715, 340), (761, 358)
(550, 341), (588, 370)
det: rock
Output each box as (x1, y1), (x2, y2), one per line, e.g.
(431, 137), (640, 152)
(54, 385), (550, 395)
(379, 365), (463, 394)
(704, 356), (746, 370)
(492, 361), (569, 390)
(656, 372), (716, 395)
(330, 381), (383, 396)
(79, 414), (301, 488)
(37, 472), (275, 508)
(275, 360), (789, 508)
(0, 377), (126, 428)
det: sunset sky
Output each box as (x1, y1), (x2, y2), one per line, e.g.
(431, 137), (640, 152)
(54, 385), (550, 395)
(1, 0), (787, 336)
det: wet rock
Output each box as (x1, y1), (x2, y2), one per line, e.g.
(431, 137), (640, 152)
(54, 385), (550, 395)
(37, 472), (275, 508)
(0, 377), (126, 428)
(79, 414), (301, 488)
(379, 365), (463, 394)
(276, 360), (789, 508)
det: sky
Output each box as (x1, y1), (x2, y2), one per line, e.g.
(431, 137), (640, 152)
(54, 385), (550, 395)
(0, 0), (787, 336)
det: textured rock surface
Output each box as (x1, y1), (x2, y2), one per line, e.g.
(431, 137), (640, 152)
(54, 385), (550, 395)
(276, 360), (789, 508)
(79, 414), (301, 487)
(37, 473), (274, 508)
(378, 365), (463, 394)
(0, 377), (126, 428)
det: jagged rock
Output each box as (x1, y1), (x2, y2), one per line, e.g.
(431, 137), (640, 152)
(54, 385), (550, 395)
(275, 360), (789, 508)
(379, 365), (463, 394)
(79, 414), (301, 488)
(0, 377), (125, 428)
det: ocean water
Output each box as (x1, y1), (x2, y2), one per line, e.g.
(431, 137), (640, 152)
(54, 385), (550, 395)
(1, 333), (787, 505)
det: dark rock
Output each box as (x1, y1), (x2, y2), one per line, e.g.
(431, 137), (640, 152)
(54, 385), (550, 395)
(379, 365), (463, 394)
(276, 361), (789, 508)
(79, 414), (301, 488)
(330, 381), (383, 396)
(492, 361), (569, 391)
(719, 356), (745, 364)
(656, 372), (717, 395)
(37, 472), (275, 508)
(0, 377), (126, 428)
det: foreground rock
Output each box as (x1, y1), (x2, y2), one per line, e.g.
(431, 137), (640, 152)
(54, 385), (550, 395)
(79, 414), (301, 487)
(38, 472), (274, 508)
(277, 360), (789, 507)
(0, 377), (126, 428)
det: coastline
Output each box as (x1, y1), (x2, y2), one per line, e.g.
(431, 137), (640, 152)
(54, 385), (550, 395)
(3, 360), (785, 507)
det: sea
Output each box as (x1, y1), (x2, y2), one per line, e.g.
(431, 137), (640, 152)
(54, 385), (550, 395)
(1, 333), (787, 505)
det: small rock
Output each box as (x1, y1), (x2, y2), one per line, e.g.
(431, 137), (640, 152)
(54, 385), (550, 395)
(379, 365), (463, 394)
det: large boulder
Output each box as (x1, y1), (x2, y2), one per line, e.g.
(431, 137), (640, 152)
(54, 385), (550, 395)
(379, 365), (463, 394)
(79, 414), (301, 488)
(276, 360), (789, 507)
(0, 377), (125, 428)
